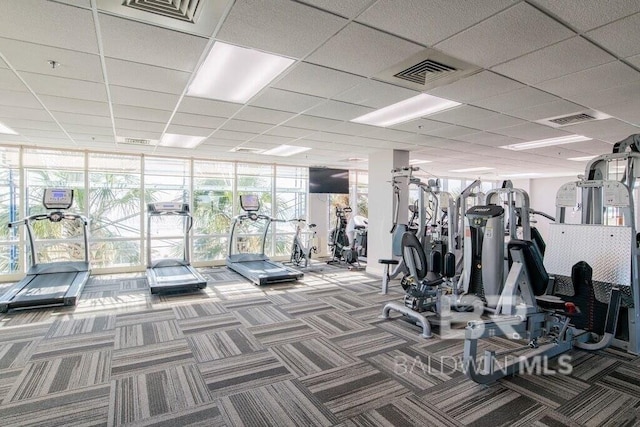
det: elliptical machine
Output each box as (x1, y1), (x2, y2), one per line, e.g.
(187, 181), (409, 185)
(327, 206), (360, 267)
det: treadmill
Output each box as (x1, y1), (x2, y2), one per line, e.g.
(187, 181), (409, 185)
(0, 188), (91, 313)
(226, 194), (303, 286)
(146, 202), (207, 294)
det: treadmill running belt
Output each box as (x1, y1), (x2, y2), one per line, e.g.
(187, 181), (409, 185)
(153, 265), (199, 284)
(14, 271), (79, 302)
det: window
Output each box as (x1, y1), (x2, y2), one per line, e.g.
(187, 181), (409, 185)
(0, 148), (20, 274)
(274, 166), (307, 256)
(236, 163), (274, 256)
(193, 160), (234, 262)
(89, 153), (142, 268)
(144, 157), (191, 263)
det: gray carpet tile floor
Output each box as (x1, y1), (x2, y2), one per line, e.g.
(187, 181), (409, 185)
(0, 263), (639, 426)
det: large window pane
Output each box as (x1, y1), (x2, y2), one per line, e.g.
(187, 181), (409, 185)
(0, 147), (20, 273)
(193, 160), (234, 262)
(89, 153), (142, 268)
(236, 163), (273, 255)
(274, 166), (307, 256)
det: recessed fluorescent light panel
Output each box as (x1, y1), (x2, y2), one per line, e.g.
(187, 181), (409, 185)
(449, 166), (495, 173)
(0, 121), (18, 135)
(409, 159), (432, 165)
(159, 133), (205, 149)
(567, 155), (597, 161)
(263, 145), (311, 157)
(351, 93), (460, 127)
(187, 42), (295, 103)
(500, 135), (591, 151)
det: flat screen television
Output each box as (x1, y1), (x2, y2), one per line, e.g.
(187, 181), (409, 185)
(309, 167), (349, 194)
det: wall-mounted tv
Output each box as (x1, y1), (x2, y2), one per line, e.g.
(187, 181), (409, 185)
(309, 167), (350, 194)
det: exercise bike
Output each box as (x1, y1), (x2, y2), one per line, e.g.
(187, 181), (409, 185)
(327, 206), (360, 267)
(289, 218), (317, 268)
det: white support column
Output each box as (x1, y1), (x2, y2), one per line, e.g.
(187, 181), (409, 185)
(308, 193), (330, 257)
(366, 149), (409, 277)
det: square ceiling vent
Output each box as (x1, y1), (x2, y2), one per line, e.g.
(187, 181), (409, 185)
(537, 110), (612, 128)
(96, 0), (230, 36)
(375, 48), (481, 91)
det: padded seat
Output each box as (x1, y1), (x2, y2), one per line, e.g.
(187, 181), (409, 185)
(507, 239), (548, 296)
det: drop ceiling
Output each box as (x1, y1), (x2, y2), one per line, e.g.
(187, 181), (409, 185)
(0, 0), (638, 178)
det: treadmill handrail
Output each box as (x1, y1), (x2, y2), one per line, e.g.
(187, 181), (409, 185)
(9, 212), (90, 268)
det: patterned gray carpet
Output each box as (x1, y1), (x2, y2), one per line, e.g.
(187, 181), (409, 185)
(0, 264), (639, 426)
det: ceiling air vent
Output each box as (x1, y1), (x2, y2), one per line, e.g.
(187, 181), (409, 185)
(376, 48), (481, 91)
(538, 110), (612, 128)
(122, 0), (202, 23)
(230, 147), (264, 154)
(394, 59), (457, 86)
(117, 136), (157, 146)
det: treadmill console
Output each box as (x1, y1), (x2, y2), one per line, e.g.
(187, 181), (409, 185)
(240, 194), (260, 212)
(148, 202), (189, 214)
(43, 188), (73, 210)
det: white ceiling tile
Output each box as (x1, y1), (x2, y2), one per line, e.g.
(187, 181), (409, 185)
(534, 61), (640, 100)
(98, 13), (208, 72)
(16, 128), (70, 139)
(333, 80), (418, 108)
(561, 118), (640, 143)
(70, 134), (114, 144)
(423, 125), (478, 138)
(209, 129), (257, 141)
(170, 113), (226, 129)
(306, 22), (424, 77)
(492, 37), (615, 84)
(54, 0), (91, 7)
(177, 97), (242, 117)
(0, 38), (104, 82)
(426, 71), (524, 103)
(217, 0), (346, 58)
(297, 0), (373, 18)
(304, 100), (373, 121)
(266, 126), (314, 138)
(427, 105), (495, 126)
(221, 119), (272, 134)
(39, 96), (110, 116)
(20, 72), (107, 101)
(566, 81), (640, 109)
(0, 0), (98, 53)
(250, 88), (324, 112)
(0, 118), (58, 131)
(251, 134), (295, 145)
(0, 89), (41, 109)
(390, 118), (449, 134)
(508, 100), (588, 121)
(434, 3), (574, 68)
(110, 86), (180, 111)
(52, 124), (113, 136)
(114, 119), (165, 133)
(596, 99), (640, 126)
(627, 54), (640, 68)
(165, 124), (214, 137)
(105, 58), (191, 94)
(0, 105), (50, 121)
(54, 112), (112, 127)
(0, 57), (6, 68)
(455, 132), (525, 146)
(233, 106), (295, 125)
(325, 121), (375, 136)
(112, 104), (172, 123)
(472, 87), (561, 113)
(586, 12), (640, 58)
(360, 128), (412, 142)
(0, 69), (28, 92)
(273, 62), (365, 98)
(23, 136), (76, 147)
(462, 113), (527, 131)
(492, 122), (572, 140)
(531, 0), (640, 31)
(282, 114), (342, 131)
(357, 0), (515, 46)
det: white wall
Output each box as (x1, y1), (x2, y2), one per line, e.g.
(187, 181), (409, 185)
(529, 176), (579, 240)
